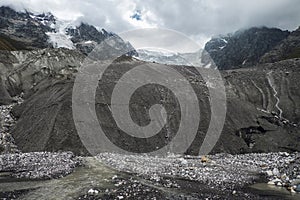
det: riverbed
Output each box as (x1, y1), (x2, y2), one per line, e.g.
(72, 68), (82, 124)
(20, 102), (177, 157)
(1, 152), (300, 199)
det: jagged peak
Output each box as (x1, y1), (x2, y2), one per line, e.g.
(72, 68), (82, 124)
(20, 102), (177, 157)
(205, 26), (290, 69)
(0, 5), (133, 55)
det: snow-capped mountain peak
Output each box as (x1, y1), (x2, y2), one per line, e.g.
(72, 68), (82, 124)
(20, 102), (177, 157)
(0, 6), (134, 55)
(45, 19), (77, 49)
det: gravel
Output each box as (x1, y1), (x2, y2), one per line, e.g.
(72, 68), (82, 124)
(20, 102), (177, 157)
(97, 152), (300, 192)
(0, 152), (298, 199)
(262, 152), (300, 192)
(0, 151), (81, 179)
(0, 95), (23, 154)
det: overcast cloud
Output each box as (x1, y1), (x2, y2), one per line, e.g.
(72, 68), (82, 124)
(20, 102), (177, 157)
(1, 0), (300, 47)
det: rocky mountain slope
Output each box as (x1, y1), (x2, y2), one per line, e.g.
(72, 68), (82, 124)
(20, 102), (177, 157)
(0, 6), (135, 55)
(205, 27), (290, 70)
(0, 48), (85, 103)
(0, 6), (299, 156)
(260, 27), (300, 63)
(2, 54), (298, 155)
(0, 6), (53, 50)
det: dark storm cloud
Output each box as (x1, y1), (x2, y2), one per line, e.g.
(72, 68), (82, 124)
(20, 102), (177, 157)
(1, 0), (300, 47)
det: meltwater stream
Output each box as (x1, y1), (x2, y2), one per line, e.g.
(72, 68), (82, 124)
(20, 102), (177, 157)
(267, 71), (283, 118)
(1, 153), (300, 199)
(0, 157), (118, 200)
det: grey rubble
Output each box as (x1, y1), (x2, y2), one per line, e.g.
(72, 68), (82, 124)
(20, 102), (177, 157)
(0, 151), (81, 179)
(97, 152), (300, 190)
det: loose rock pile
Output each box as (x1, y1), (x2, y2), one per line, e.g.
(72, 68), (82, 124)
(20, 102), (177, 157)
(79, 176), (167, 200)
(0, 151), (81, 179)
(264, 152), (300, 193)
(98, 152), (300, 193)
(0, 95), (23, 154)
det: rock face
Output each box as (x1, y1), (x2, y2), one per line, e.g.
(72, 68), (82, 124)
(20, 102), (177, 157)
(0, 6), (134, 55)
(260, 27), (300, 63)
(0, 76), (13, 105)
(66, 24), (113, 54)
(205, 27), (289, 70)
(67, 24), (111, 44)
(6, 55), (300, 155)
(0, 6), (54, 50)
(0, 48), (85, 98)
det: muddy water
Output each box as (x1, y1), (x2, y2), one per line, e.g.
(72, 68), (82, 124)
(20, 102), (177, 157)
(1, 157), (300, 199)
(250, 183), (300, 200)
(0, 157), (119, 200)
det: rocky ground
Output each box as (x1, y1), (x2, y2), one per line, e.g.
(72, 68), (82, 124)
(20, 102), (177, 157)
(95, 152), (300, 199)
(0, 95), (23, 154)
(0, 151), (81, 179)
(264, 153), (300, 193)
(0, 152), (299, 199)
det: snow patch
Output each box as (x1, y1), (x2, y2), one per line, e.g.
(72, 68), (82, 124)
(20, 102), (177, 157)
(257, 108), (270, 113)
(134, 49), (214, 68)
(221, 38), (228, 44)
(84, 40), (93, 44)
(46, 32), (75, 49)
(29, 14), (36, 19)
(206, 80), (216, 88)
(204, 63), (212, 69)
(46, 20), (77, 49)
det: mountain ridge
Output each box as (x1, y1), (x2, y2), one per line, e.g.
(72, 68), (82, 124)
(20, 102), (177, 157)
(0, 6), (134, 55)
(0, 5), (299, 155)
(204, 27), (290, 70)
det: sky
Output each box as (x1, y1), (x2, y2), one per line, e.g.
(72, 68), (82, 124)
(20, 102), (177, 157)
(1, 0), (300, 48)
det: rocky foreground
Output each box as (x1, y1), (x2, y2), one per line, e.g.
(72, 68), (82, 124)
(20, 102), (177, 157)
(0, 152), (81, 179)
(97, 152), (300, 195)
(0, 152), (300, 199)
